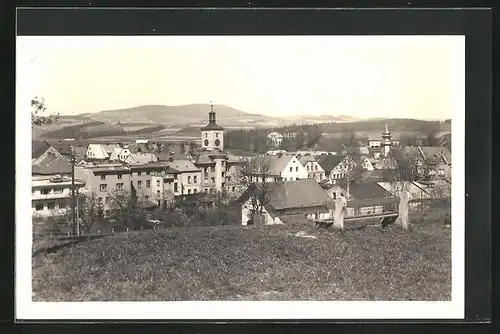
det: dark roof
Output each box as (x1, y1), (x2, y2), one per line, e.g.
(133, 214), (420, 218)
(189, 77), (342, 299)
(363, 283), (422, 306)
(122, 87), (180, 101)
(337, 181), (392, 200)
(49, 141), (73, 155)
(278, 214), (309, 224)
(317, 155), (344, 173)
(32, 141), (51, 159)
(200, 123), (224, 131)
(32, 153), (72, 175)
(240, 179), (333, 211)
(352, 169), (400, 182)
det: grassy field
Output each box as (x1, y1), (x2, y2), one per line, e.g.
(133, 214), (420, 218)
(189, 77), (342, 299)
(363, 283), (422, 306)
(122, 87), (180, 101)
(32, 218), (451, 302)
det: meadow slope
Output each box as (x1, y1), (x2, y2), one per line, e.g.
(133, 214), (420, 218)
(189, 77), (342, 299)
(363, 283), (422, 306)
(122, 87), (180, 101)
(32, 221), (451, 302)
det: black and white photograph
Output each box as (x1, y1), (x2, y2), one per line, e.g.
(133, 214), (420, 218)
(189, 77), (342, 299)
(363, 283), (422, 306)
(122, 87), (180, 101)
(16, 28), (466, 319)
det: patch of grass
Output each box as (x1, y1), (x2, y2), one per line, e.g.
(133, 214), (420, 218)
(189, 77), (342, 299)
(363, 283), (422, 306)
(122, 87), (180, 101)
(32, 221), (451, 302)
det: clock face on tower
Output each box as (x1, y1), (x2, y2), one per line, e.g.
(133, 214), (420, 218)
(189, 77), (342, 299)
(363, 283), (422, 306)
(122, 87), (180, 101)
(215, 139), (220, 147)
(204, 139), (209, 146)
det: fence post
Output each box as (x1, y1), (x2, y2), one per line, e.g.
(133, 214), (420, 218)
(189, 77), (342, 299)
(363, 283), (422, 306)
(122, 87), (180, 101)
(141, 226), (143, 231)
(112, 227), (115, 233)
(126, 227), (129, 233)
(67, 231), (70, 236)
(154, 225), (156, 230)
(98, 229), (101, 235)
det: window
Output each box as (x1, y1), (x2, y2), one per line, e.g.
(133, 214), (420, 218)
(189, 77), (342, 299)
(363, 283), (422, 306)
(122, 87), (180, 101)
(101, 175), (106, 180)
(47, 202), (55, 210)
(146, 180), (151, 188)
(137, 181), (142, 188)
(138, 172), (142, 176)
(232, 186), (236, 192)
(295, 167), (298, 172)
(227, 176), (231, 182)
(117, 174), (122, 179)
(204, 189), (208, 193)
(222, 172), (225, 177)
(204, 167), (208, 173)
(194, 189), (197, 194)
(211, 167), (215, 172)
(290, 167), (293, 172)
(332, 193), (337, 199)
(188, 176), (192, 184)
(296, 177), (299, 180)
(157, 190), (160, 195)
(35, 204), (44, 211)
(116, 183), (123, 190)
(315, 165), (318, 171)
(221, 161), (225, 166)
(157, 180), (160, 186)
(41, 189), (50, 195)
(193, 176), (198, 183)
(53, 188), (63, 194)
(211, 177), (215, 183)
(145, 195), (149, 201)
(99, 184), (107, 192)
(146, 172), (150, 175)
(307, 165), (310, 170)
(205, 133), (208, 138)
(174, 183), (178, 192)
(188, 189), (192, 194)
(216, 132), (219, 138)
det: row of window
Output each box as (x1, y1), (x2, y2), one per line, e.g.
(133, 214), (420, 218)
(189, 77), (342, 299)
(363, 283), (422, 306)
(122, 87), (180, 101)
(34, 202), (68, 211)
(33, 188), (65, 195)
(99, 183), (124, 192)
(306, 164), (320, 171)
(289, 166), (299, 172)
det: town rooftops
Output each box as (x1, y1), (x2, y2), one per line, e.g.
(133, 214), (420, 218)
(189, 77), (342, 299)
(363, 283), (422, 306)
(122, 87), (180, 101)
(85, 164), (131, 173)
(32, 153), (72, 175)
(267, 154), (295, 175)
(298, 155), (317, 166)
(336, 180), (392, 200)
(317, 154), (344, 173)
(32, 141), (51, 159)
(166, 159), (200, 173)
(241, 179), (334, 211)
(128, 161), (169, 171)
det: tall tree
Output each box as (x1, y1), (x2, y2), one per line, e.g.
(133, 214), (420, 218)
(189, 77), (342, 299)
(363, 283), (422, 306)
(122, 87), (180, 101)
(64, 192), (104, 234)
(107, 190), (147, 229)
(339, 129), (363, 198)
(235, 155), (277, 224)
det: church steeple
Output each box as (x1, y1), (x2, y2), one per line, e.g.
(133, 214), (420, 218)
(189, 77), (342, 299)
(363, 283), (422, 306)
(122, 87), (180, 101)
(200, 101), (224, 151)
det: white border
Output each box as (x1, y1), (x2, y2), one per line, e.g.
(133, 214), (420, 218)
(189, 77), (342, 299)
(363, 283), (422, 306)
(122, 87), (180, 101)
(15, 35), (465, 320)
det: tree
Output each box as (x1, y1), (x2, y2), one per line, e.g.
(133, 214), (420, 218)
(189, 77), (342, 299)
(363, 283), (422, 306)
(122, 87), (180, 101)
(64, 191), (104, 234)
(31, 96), (58, 126)
(235, 155), (277, 224)
(339, 129), (363, 198)
(107, 189), (147, 229)
(380, 147), (420, 192)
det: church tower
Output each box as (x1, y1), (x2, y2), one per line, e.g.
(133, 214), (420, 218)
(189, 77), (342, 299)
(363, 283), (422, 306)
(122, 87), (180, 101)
(381, 124), (392, 157)
(200, 102), (224, 151)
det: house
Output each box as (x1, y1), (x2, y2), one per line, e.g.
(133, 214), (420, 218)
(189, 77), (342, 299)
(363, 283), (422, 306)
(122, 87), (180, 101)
(85, 144), (111, 160)
(262, 154), (309, 182)
(129, 162), (170, 202)
(32, 142), (64, 165)
(151, 166), (182, 208)
(403, 146), (452, 181)
(74, 164), (132, 211)
(31, 153), (85, 217)
(239, 179), (335, 226)
(317, 155), (344, 180)
(267, 131), (284, 147)
(109, 146), (133, 162)
(123, 152), (158, 165)
(298, 155), (326, 182)
(32, 175), (86, 217)
(325, 180), (394, 217)
(265, 149), (288, 156)
(165, 159), (202, 196)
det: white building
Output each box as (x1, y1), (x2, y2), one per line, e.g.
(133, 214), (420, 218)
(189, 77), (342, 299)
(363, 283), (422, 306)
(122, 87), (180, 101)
(267, 131), (284, 147)
(32, 175), (85, 217)
(298, 155), (326, 182)
(200, 103), (224, 151)
(253, 154), (308, 182)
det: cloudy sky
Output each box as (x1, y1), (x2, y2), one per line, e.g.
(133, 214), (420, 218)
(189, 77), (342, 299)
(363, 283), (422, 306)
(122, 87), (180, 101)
(17, 35), (463, 120)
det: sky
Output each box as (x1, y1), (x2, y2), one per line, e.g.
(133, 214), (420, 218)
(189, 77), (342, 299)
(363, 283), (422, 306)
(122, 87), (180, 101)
(17, 35), (464, 120)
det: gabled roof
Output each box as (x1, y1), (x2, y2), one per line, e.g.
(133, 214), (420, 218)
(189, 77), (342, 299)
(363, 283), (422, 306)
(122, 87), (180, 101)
(317, 155), (344, 173)
(418, 146), (451, 165)
(336, 180), (392, 200)
(32, 153), (72, 175)
(298, 155), (317, 166)
(125, 153), (158, 165)
(240, 179), (334, 211)
(49, 142), (73, 156)
(87, 144), (110, 158)
(166, 159), (200, 173)
(267, 155), (295, 175)
(32, 141), (51, 159)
